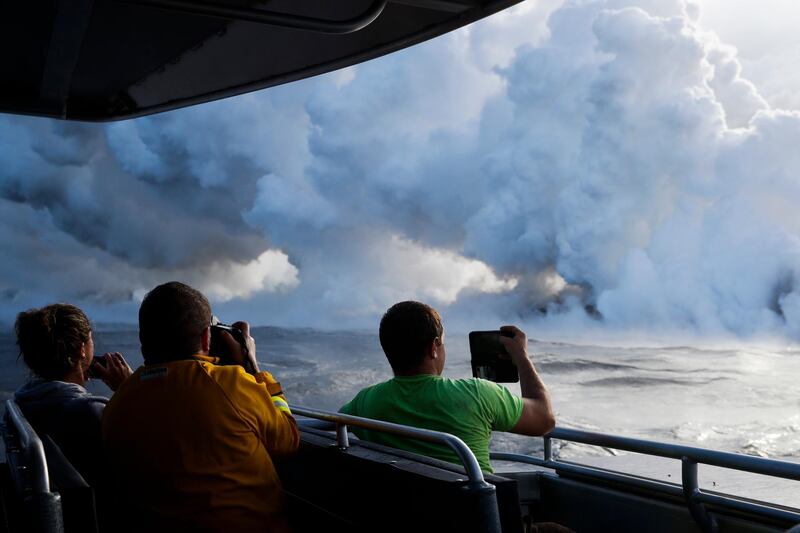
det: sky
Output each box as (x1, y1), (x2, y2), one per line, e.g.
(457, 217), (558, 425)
(2, 0), (800, 340)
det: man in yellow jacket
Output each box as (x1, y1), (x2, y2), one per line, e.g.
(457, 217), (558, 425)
(103, 282), (299, 532)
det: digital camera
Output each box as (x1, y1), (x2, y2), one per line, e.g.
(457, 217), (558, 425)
(209, 318), (250, 368)
(87, 353), (108, 379)
(469, 330), (519, 383)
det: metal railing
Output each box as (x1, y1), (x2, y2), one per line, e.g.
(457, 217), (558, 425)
(4, 400), (51, 494)
(491, 426), (800, 533)
(3, 400), (65, 533)
(291, 405), (487, 488)
(291, 405), (503, 533)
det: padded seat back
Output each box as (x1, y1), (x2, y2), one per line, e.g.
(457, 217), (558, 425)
(2, 401), (99, 533)
(39, 436), (98, 533)
(277, 428), (524, 533)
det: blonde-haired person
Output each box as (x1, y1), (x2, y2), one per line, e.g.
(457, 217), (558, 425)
(14, 303), (132, 483)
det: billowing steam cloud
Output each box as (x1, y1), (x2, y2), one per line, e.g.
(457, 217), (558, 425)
(2, 0), (800, 339)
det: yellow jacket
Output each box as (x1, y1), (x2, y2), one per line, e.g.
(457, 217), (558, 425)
(102, 357), (299, 532)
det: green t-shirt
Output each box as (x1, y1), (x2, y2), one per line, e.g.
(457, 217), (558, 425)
(339, 375), (523, 472)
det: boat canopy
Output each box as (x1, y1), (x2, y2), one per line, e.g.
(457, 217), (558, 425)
(0, 0), (521, 122)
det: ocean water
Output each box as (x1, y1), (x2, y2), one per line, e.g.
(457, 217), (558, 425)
(2, 326), (800, 462)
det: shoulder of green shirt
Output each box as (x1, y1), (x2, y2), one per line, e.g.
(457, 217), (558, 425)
(339, 394), (357, 414)
(339, 383), (373, 414)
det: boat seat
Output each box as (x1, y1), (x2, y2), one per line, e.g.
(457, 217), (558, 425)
(0, 462), (20, 533)
(1, 402), (100, 533)
(277, 427), (524, 533)
(39, 435), (99, 533)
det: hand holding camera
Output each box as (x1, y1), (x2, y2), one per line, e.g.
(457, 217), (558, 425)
(498, 325), (529, 364)
(88, 352), (133, 391)
(210, 318), (259, 374)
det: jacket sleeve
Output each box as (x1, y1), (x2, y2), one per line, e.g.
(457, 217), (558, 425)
(254, 370), (300, 455)
(215, 366), (300, 456)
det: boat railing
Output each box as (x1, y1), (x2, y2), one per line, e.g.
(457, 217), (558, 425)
(290, 405), (503, 532)
(291, 405), (487, 486)
(2, 399), (65, 533)
(491, 426), (800, 533)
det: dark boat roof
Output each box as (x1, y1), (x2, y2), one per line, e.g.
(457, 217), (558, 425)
(1, 0), (522, 122)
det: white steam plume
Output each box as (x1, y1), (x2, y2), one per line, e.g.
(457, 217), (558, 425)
(2, 0), (800, 340)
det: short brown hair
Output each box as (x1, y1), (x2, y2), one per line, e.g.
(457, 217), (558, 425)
(15, 303), (91, 380)
(139, 282), (211, 363)
(379, 301), (443, 373)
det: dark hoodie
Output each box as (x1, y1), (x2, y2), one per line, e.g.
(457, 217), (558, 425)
(14, 380), (107, 484)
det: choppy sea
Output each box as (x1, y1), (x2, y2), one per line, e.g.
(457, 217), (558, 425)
(3, 326), (800, 462)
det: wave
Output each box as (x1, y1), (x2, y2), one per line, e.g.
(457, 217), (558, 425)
(580, 376), (730, 388)
(538, 358), (641, 373)
(669, 419), (800, 459)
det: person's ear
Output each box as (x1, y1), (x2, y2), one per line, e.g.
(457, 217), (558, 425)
(201, 326), (211, 353)
(429, 337), (441, 359)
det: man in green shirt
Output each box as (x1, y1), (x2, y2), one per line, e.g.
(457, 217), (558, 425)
(340, 301), (555, 472)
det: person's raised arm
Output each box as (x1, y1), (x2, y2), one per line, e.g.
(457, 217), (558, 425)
(500, 325), (555, 436)
(218, 321), (259, 374)
(219, 321), (299, 455)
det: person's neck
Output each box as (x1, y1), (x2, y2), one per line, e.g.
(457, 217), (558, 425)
(61, 369), (86, 387)
(144, 350), (207, 365)
(394, 365), (440, 377)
